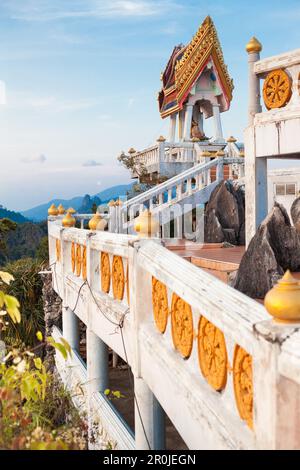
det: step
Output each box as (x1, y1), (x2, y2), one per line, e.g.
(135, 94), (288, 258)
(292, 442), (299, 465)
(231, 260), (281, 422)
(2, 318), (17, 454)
(167, 241), (245, 284)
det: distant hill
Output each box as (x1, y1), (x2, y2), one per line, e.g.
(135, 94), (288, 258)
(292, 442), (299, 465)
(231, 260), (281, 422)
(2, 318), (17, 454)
(0, 207), (29, 224)
(21, 184), (133, 221)
(4, 221), (48, 262)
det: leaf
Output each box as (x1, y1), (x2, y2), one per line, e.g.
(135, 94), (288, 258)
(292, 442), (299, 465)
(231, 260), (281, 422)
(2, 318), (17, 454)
(0, 271), (14, 285)
(0, 292), (5, 308)
(34, 357), (42, 370)
(36, 331), (43, 341)
(59, 338), (71, 355)
(4, 295), (21, 323)
(53, 342), (68, 360)
(104, 389), (110, 396)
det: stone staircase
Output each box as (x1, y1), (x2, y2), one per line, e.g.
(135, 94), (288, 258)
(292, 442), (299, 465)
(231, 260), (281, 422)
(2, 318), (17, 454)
(111, 156), (244, 236)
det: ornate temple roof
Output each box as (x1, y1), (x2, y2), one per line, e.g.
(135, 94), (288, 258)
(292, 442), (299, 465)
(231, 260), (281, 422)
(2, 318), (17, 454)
(158, 16), (234, 119)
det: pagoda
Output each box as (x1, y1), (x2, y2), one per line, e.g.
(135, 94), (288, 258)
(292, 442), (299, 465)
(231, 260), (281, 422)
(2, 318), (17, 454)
(158, 16), (234, 143)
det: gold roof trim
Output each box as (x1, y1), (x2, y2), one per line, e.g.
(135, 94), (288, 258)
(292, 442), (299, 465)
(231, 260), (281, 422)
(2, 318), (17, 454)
(175, 16), (234, 104)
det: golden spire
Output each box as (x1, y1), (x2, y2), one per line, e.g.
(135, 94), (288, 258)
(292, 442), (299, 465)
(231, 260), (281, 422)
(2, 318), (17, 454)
(57, 204), (65, 215)
(67, 207), (76, 215)
(246, 37), (262, 54)
(88, 213), (107, 231)
(48, 204), (58, 216)
(264, 271), (300, 323)
(62, 211), (76, 228)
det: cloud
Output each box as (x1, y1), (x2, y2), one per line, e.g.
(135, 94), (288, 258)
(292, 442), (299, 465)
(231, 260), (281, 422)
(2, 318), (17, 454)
(4, 0), (179, 22)
(8, 91), (97, 113)
(82, 159), (103, 167)
(21, 154), (47, 164)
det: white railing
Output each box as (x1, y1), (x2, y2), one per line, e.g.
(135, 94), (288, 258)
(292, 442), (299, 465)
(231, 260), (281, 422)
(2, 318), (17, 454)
(114, 157), (244, 234)
(48, 220), (300, 450)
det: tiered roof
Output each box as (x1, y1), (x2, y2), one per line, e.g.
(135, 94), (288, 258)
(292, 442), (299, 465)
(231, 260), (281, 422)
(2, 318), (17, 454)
(158, 16), (234, 118)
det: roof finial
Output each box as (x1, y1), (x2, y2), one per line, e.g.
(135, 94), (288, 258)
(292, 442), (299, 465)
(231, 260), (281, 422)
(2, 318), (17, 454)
(246, 37), (262, 54)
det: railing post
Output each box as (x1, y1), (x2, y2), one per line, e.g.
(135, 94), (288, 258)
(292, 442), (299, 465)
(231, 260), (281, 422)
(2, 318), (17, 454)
(253, 319), (300, 449)
(157, 136), (166, 175)
(216, 158), (224, 182)
(131, 240), (166, 450)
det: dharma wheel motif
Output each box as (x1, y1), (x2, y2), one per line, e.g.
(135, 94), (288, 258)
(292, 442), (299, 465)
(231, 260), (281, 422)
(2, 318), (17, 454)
(152, 277), (169, 334)
(101, 252), (111, 293)
(112, 256), (125, 301)
(55, 239), (61, 262)
(82, 246), (87, 281)
(233, 345), (253, 429)
(76, 244), (82, 277)
(198, 316), (228, 391)
(171, 294), (193, 359)
(71, 242), (76, 273)
(263, 69), (291, 110)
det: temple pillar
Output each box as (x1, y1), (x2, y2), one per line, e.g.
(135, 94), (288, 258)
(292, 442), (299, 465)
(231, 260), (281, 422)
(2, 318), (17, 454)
(183, 103), (194, 141)
(169, 114), (177, 142)
(86, 330), (109, 393)
(62, 306), (79, 351)
(212, 104), (224, 142)
(134, 377), (166, 450)
(246, 37), (262, 124)
(198, 110), (204, 135)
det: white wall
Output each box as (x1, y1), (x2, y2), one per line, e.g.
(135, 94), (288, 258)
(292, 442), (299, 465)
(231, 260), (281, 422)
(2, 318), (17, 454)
(268, 168), (300, 218)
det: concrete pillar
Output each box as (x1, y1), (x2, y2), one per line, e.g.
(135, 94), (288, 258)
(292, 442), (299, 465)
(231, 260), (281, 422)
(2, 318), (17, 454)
(183, 103), (194, 141)
(86, 329), (109, 393)
(246, 38), (262, 124)
(134, 377), (165, 450)
(198, 110), (204, 135)
(62, 306), (79, 351)
(212, 104), (224, 141)
(216, 158), (224, 182)
(169, 113), (177, 142)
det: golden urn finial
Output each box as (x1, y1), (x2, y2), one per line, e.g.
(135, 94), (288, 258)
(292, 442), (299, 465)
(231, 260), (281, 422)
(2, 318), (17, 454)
(67, 207), (76, 215)
(48, 203), (59, 216)
(264, 271), (300, 323)
(246, 37), (262, 54)
(157, 135), (166, 142)
(88, 213), (107, 231)
(227, 136), (237, 143)
(134, 210), (159, 238)
(216, 150), (225, 157)
(57, 203), (65, 215)
(62, 211), (76, 228)
(201, 151), (212, 157)
(239, 150), (245, 157)
(108, 199), (115, 207)
(128, 147), (136, 154)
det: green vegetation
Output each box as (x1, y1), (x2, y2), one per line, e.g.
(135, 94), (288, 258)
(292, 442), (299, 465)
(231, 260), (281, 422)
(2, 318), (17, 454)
(2, 258), (45, 347)
(0, 272), (87, 450)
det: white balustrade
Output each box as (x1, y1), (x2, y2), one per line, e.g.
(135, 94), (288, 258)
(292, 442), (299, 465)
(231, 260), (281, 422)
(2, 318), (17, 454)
(48, 221), (300, 450)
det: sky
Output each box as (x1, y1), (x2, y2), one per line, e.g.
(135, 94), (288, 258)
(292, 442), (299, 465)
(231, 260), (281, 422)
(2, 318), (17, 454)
(0, 0), (300, 211)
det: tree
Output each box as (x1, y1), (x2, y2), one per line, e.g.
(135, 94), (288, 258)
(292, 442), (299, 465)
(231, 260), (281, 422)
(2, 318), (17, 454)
(0, 219), (16, 264)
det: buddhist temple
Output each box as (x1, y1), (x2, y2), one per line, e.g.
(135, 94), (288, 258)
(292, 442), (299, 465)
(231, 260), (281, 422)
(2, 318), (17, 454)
(158, 16), (233, 143)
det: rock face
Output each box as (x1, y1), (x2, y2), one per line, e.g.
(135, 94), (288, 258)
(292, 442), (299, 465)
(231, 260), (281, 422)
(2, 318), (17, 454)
(41, 272), (62, 369)
(233, 203), (300, 299)
(291, 196), (300, 232)
(204, 180), (245, 245)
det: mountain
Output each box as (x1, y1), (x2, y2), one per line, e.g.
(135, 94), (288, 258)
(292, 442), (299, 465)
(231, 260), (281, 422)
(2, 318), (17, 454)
(0, 221), (48, 265)
(77, 194), (102, 214)
(21, 183), (133, 221)
(0, 207), (29, 224)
